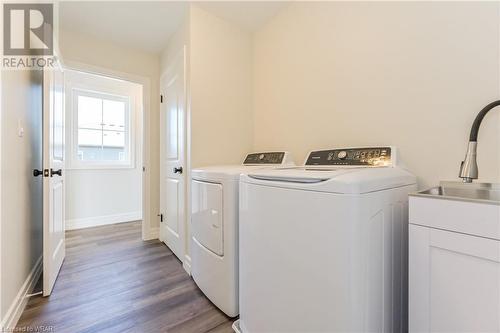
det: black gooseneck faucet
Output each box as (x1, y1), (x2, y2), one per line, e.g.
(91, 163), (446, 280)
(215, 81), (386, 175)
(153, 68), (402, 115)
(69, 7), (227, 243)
(459, 100), (500, 183)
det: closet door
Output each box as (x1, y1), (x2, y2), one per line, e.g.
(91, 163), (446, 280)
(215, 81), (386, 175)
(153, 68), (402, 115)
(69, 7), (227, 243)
(159, 47), (186, 262)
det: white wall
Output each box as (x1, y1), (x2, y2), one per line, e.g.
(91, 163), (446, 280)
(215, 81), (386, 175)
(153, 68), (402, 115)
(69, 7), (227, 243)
(160, 9), (189, 76)
(64, 71), (142, 229)
(253, 2), (500, 188)
(59, 29), (161, 237)
(189, 4), (254, 168)
(0, 70), (43, 323)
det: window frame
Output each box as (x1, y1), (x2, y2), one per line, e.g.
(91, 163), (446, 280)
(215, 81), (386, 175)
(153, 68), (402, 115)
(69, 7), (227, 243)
(69, 88), (135, 169)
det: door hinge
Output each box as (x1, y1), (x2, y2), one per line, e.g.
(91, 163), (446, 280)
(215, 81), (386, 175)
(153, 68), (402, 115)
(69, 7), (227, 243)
(160, 94), (163, 103)
(158, 213), (163, 223)
(142, 166), (146, 172)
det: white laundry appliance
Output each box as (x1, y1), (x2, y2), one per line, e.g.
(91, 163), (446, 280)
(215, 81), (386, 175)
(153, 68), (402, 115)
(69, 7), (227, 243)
(234, 147), (417, 333)
(191, 152), (294, 317)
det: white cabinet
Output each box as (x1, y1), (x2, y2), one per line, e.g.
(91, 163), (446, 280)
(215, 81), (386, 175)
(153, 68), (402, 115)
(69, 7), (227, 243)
(409, 224), (500, 333)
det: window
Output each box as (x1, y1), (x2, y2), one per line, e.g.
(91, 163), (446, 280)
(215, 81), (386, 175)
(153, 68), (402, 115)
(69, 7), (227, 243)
(72, 89), (132, 168)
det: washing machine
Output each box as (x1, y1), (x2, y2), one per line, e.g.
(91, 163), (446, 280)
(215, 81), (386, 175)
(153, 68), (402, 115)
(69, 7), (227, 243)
(191, 152), (294, 317)
(234, 147), (417, 333)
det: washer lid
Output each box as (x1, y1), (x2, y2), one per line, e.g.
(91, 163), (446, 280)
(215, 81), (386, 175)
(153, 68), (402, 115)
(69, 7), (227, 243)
(192, 165), (276, 182)
(243, 166), (416, 194)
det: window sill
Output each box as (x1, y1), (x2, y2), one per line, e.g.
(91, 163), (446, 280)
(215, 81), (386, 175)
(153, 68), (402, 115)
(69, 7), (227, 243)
(66, 164), (136, 171)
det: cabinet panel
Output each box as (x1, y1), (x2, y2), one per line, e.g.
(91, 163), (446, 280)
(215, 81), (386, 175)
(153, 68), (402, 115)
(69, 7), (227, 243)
(410, 224), (500, 333)
(409, 196), (500, 240)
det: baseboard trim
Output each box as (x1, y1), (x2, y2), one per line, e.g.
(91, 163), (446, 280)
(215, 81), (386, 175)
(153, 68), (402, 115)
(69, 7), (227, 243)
(66, 212), (142, 230)
(1, 256), (42, 330)
(183, 255), (192, 276)
(143, 227), (159, 241)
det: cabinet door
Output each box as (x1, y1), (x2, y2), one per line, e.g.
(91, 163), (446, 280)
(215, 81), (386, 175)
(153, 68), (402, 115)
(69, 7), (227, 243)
(409, 224), (500, 333)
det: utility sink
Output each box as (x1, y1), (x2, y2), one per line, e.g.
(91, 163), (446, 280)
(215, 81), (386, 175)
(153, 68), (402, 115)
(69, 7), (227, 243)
(409, 181), (500, 241)
(416, 181), (500, 204)
(409, 182), (500, 333)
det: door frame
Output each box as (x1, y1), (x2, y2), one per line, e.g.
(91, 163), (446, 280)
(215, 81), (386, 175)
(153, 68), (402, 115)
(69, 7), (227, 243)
(160, 45), (191, 273)
(60, 60), (153, 240)
(0, 42), (3, 320)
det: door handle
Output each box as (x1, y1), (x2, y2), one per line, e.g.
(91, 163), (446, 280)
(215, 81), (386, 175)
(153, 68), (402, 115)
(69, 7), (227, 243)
(50, 169), (62, 177)
(173, 167), (183, 174)
(33, 169), (44, 177)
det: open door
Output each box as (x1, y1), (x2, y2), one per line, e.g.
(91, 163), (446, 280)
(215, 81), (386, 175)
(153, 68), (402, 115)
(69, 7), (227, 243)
(42, 65), (65, 296)
(160, 47), (186, 262)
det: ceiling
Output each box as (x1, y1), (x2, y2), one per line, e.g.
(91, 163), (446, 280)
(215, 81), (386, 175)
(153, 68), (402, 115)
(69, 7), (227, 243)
(194, 2), (288, 31)
(59, 1), (289, 54)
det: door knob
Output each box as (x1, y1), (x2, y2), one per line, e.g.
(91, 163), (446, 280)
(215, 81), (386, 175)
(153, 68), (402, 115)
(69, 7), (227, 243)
(33, 169), (43, 177)
(173, 167), (183, 174)
(50, 168), (62, 177)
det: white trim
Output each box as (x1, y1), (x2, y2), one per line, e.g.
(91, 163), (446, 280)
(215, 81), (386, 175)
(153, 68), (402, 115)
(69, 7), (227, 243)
(144, 227), (159, 241)
(0, 3), (3, 320)
(183, 255), (192, 276)
(184, 44), (192, 264)
(65, 165), (135, 171)
(0, 256), (42, 331)
(60, 60), (151, 242)
(232, 320), (242, 333)
(66, 212), (142, 230)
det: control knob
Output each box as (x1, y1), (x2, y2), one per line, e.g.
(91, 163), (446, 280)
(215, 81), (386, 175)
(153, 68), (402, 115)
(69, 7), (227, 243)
(337, 151), (348, 159)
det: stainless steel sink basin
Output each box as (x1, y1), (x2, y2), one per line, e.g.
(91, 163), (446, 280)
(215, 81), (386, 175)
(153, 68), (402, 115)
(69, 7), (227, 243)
(412, 181), (500, 204)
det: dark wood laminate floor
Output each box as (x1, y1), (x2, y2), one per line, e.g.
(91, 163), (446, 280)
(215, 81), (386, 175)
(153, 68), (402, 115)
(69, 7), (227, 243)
(17, 221), (234, 333)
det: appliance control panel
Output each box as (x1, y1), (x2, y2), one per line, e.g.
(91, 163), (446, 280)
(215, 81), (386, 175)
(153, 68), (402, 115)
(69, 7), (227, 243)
(244, 152), (287, 165)
(305, 147), (392, 166)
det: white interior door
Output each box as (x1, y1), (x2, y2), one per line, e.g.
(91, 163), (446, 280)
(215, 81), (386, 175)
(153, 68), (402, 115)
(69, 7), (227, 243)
(42, 66), (65, 296)
(160, 47), (186, 262)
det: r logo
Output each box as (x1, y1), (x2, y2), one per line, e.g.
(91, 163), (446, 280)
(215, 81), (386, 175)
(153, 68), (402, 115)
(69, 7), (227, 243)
(3, 3), (53, 56)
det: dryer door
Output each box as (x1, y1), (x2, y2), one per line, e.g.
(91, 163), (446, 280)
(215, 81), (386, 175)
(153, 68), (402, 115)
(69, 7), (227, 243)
(192, 180), (224, 255)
